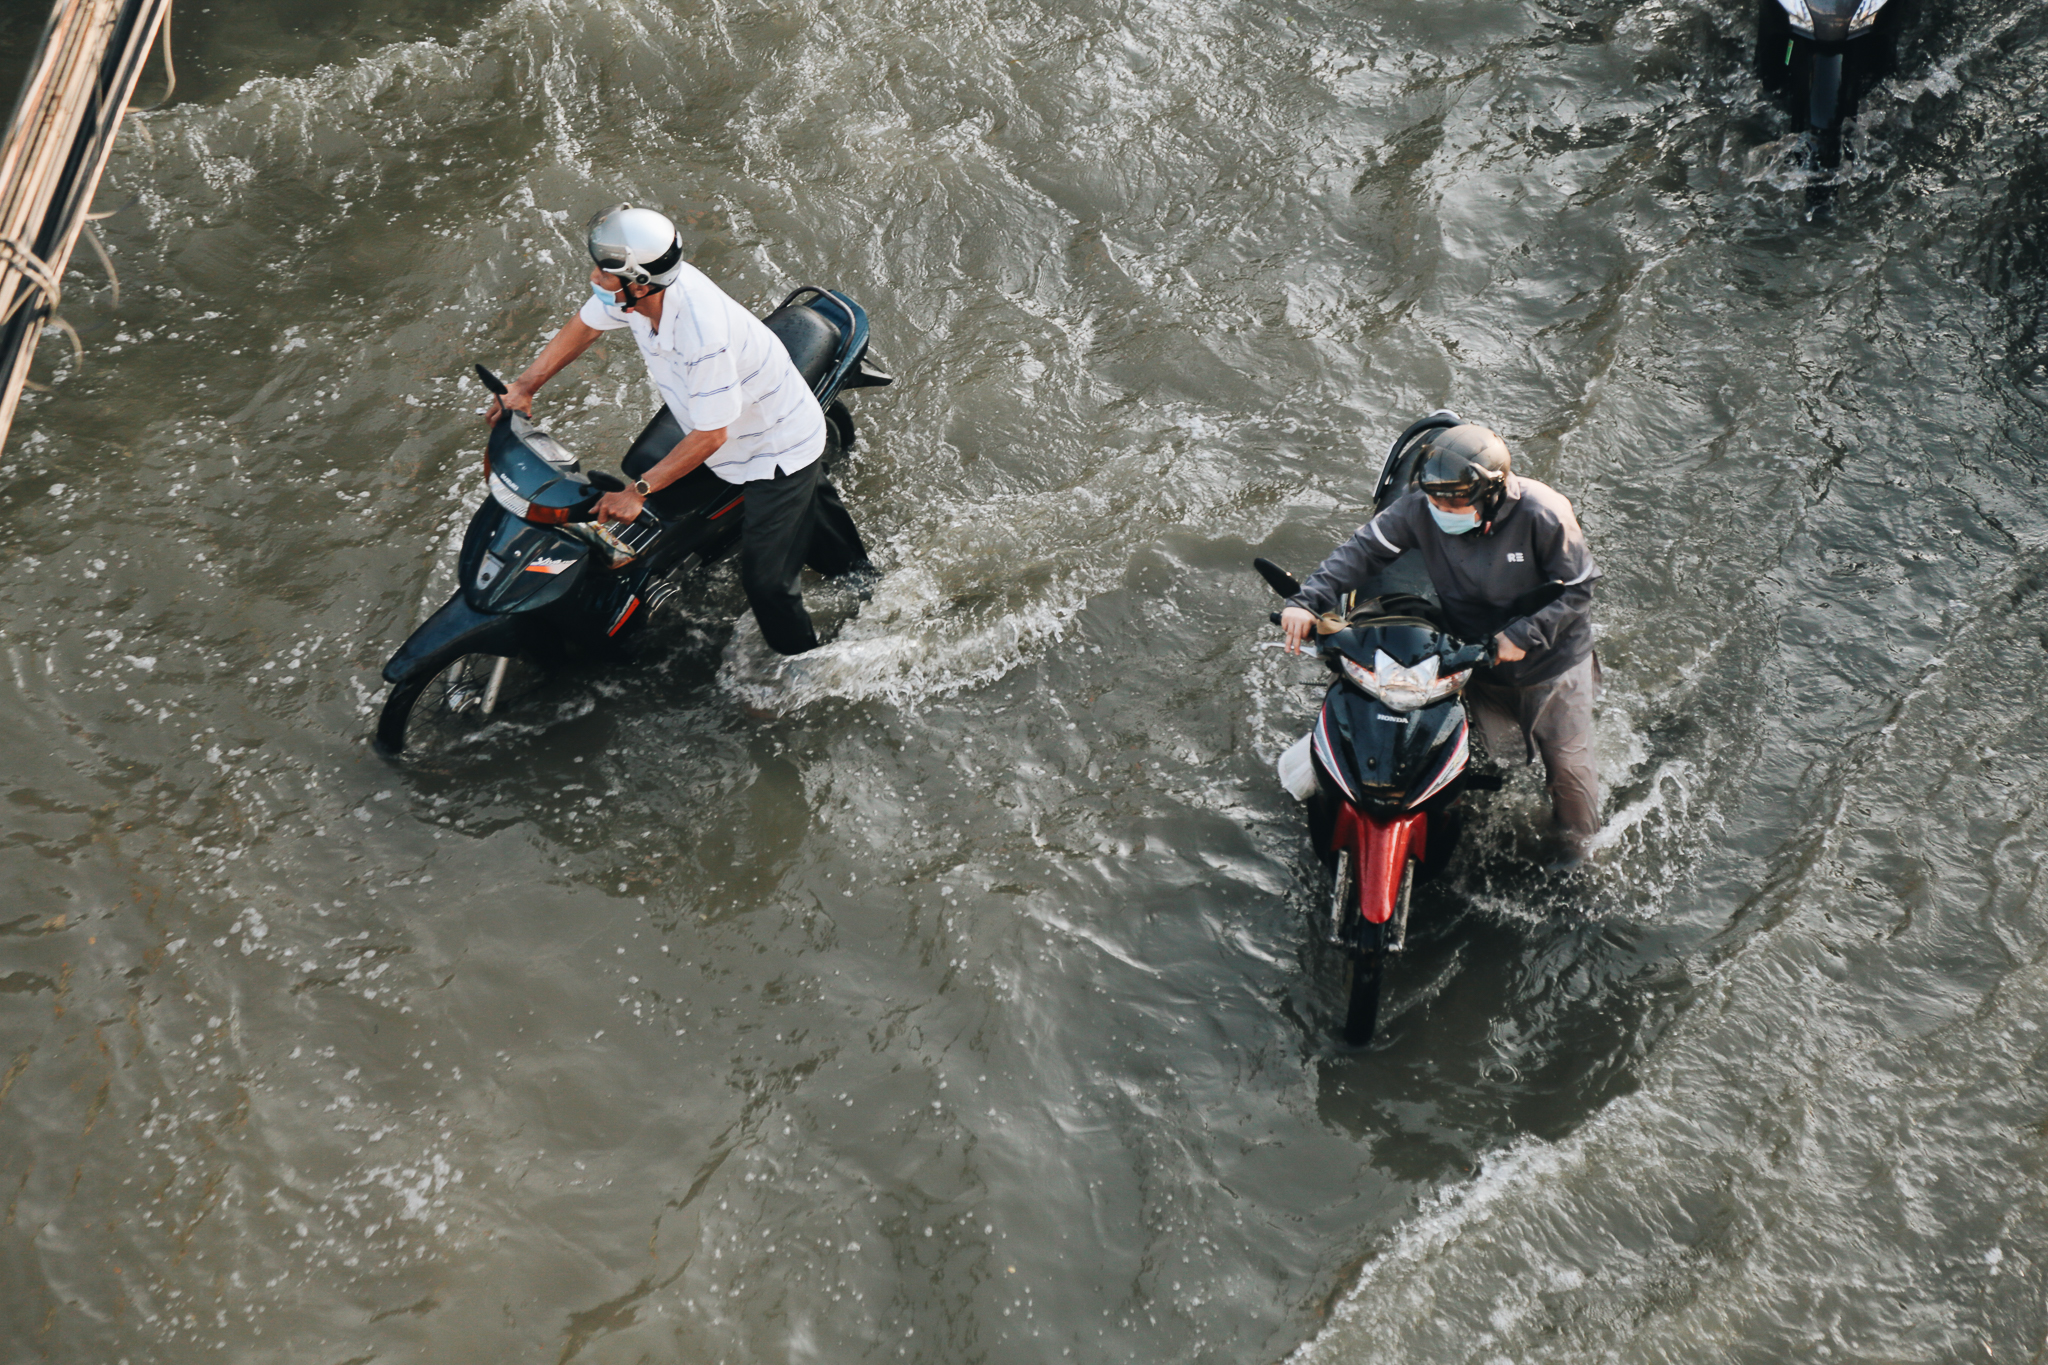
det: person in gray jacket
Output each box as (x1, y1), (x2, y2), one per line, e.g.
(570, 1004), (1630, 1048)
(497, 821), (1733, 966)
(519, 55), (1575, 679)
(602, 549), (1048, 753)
(1279, 423), (1602, 853)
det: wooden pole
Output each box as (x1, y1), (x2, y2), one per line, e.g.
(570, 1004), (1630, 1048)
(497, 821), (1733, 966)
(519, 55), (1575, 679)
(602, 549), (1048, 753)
(0, 0), (173, 457)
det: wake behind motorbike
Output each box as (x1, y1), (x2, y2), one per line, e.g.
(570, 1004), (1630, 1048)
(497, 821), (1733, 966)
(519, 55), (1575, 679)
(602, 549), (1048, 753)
(374, 286), (891, 756)
(1260, 410), (1562, 1044)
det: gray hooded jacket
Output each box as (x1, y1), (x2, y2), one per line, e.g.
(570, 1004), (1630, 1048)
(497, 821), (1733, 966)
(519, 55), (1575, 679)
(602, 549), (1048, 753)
(1287, 473), (1598, 687)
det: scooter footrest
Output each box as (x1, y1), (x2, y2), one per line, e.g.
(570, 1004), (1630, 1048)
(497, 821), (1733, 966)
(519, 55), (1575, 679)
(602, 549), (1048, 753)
(643, 575), (683, 615)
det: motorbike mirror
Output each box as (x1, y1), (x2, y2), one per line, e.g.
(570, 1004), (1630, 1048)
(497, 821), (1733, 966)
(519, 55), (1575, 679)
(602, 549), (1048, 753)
(475, 364), (509, 396)
(1252, 557), (1302, 599)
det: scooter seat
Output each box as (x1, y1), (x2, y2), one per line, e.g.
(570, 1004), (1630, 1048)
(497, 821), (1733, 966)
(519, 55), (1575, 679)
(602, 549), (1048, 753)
(763, 300), (842, 391)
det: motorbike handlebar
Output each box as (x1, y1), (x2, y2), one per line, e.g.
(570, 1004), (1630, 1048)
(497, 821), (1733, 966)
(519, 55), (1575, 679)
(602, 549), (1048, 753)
(1264, 611), (1498, 670)
(1439, 639), (1495, 671)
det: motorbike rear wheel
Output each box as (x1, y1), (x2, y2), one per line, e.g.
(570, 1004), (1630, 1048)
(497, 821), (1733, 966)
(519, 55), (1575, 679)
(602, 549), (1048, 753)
(1344, 948), (1384, 1046)
(375, 654), (537, 757)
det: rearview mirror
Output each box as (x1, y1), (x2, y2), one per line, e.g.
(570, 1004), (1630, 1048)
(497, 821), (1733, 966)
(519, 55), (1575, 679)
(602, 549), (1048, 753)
(1252, 557), (1301, 598)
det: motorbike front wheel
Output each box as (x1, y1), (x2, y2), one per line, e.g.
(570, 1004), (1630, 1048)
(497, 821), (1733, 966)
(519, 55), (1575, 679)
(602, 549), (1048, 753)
(375, 654), (537, 757)
(1344, 948), (1384, 1046)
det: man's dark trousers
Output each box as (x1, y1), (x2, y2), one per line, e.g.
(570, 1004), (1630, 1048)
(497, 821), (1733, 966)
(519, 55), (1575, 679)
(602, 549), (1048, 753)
(736, 456), (869, 654)
(623, 405), (871, 655)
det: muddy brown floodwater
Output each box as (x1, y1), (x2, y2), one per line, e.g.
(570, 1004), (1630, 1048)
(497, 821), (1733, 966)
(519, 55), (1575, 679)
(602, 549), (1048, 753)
(4, 0), (2048, 1361)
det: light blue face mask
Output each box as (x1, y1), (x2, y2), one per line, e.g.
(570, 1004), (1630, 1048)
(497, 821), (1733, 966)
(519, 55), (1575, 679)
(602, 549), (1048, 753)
(591, 281), (625, 308)
(1429, 502), (1481, 535)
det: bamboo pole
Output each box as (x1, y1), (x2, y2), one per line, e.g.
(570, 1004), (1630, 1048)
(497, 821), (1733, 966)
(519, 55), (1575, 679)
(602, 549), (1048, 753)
(0, 0), (173, 457)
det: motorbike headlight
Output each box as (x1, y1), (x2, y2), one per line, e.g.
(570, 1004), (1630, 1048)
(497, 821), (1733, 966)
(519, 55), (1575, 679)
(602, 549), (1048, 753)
(1775, 0), (1816, 34)
(1847, 0), (1886, 32)
(487, 472), (575, 525)
(1338, 650), (1472, 712)
(507, 413), (581, 470)
(488, 471), (531, 519)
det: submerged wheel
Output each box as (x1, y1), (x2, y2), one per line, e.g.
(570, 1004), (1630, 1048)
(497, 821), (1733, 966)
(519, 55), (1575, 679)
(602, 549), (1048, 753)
(1343, 948), (1385, 1046)
(824, 398), (856, 459)
(374, 654), (535, 757)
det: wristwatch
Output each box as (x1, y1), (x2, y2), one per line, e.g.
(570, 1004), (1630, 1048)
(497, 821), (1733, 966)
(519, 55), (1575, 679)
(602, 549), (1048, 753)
(632, 478), (652, 496)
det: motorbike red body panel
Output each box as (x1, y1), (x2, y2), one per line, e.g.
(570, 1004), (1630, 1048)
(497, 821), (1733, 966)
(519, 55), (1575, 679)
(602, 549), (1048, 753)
(1333, 805), (1426, 925)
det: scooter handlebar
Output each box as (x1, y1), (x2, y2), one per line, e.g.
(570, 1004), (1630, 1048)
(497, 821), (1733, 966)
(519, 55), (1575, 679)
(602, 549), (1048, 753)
(1439, 639), (1495, 672)
(1264, 610), (1493, 669)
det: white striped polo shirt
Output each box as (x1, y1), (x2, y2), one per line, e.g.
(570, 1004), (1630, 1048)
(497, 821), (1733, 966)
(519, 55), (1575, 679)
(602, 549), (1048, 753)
(579, 262), (826, 485)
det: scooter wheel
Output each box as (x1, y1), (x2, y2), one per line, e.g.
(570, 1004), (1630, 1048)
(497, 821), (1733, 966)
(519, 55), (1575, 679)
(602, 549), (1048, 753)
(374, 654), (534, 757)
(824, 398), (856, 461)
(1343, 948), (1384, 1046)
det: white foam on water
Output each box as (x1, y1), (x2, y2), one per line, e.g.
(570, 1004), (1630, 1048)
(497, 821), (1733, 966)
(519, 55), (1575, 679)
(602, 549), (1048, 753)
(1282, 1129), (1586, 1365)
(1585, 756), (1697, 857)
(718, 564), (1092, 713)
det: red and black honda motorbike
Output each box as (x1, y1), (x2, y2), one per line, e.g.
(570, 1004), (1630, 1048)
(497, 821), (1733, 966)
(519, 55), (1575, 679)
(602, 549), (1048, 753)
(1260, 562), (1491, 1044)
(1259, 411), (1560, 1043)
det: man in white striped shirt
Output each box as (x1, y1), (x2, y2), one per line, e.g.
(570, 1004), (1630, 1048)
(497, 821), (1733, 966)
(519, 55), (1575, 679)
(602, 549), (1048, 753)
(487, 204), (871, 654)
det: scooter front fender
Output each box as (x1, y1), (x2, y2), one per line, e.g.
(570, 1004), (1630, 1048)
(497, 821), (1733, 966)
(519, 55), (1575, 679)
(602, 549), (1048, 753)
(1808, 50), (1844, 129)
(1333, 805), (1427, 925)
(381, 593), (525, 686)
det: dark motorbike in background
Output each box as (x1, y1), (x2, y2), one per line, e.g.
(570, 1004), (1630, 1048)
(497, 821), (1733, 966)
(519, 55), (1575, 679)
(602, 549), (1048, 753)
(374, 286), (891, 756)
(1755, 0), (1909, 208)
(1259, 410), (1562, 1044)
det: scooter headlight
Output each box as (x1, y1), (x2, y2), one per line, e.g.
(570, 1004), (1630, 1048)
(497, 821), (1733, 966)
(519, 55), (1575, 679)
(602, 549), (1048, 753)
(488, 470), (531, 519)
(487, 471), (575, 525)
(1846, 0), (1886, 33)
(1338, 650), (1471, 712)
(1775, 0), (1816, 35)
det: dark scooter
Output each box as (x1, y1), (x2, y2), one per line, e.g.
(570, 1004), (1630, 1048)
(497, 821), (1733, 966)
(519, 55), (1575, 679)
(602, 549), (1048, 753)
(1755, 0), (1909, 210)
(375, 286), (891, 756)
(1258, 410), (1562, 1044)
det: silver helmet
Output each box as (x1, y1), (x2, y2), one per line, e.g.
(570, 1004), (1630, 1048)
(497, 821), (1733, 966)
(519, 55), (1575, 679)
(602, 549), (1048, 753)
(585, 203), (685, 288)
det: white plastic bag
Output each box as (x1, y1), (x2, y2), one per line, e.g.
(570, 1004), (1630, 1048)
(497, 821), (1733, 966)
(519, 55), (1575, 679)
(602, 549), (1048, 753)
(1277, 731), (1318, 801)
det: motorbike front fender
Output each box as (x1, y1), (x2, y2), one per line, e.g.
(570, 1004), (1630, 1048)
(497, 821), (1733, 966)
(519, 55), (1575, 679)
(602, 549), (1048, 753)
(381, 593), (525, 686)
(1334, 806), (1428, 925)
(1809, 50), (1844, 129)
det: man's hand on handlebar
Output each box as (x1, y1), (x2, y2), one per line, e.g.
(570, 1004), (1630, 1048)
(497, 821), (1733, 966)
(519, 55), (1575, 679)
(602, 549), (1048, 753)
(484, 382), (536, 427)
(592, 487), (646, 523)
(1493, 633), (1526, 663)
(1280, 605), (1318, 655)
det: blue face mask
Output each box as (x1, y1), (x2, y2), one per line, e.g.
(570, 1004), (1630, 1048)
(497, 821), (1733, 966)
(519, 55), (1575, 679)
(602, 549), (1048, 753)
(1429, 502), (1481, 535)
(592, 281), (625, 308)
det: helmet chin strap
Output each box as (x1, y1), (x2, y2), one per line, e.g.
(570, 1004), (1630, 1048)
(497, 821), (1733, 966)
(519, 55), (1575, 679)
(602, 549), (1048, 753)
(617, 278), (667, 312)
(1477, 474), (1507, 532)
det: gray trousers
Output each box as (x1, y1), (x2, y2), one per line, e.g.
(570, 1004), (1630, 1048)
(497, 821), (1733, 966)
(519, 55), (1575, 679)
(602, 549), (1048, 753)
(1465, 654), (1601, 841)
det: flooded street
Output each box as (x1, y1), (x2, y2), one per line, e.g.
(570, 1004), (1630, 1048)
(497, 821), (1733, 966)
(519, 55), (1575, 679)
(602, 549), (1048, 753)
(4, 0), (2048, 1360)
